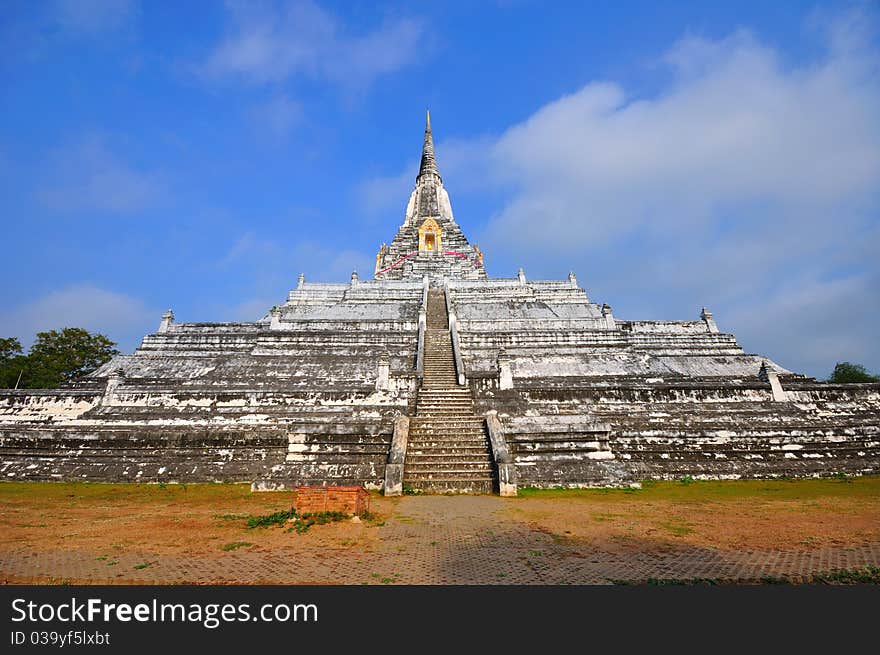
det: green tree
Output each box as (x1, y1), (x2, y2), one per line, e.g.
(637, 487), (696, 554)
(827, 362), (880, 384)
(22, 328), (119, 389)
(0, 337), (27, 388)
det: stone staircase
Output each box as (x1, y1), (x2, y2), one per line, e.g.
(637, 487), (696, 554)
(405, 288), (496, 493)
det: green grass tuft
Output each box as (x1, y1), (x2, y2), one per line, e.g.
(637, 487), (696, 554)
(221, 541), (253, 551)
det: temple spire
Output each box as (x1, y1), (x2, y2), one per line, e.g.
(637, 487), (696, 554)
(417, 109), (441, 182)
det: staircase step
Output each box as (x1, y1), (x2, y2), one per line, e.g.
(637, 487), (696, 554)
(406, 464), (494, 474)
(411, 422), (485, 428)
(409, 453), (491, 459)
(410, 443), (488, 448)
(410, 430), (486, 436)
(411, 419), (484, 425)
(405, 469), (495, 479)
(405, 479), (495, 494)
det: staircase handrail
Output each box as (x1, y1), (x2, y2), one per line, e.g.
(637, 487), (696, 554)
(443, 281), (467, 386)
(416, 277), (428, 377)
(485, 410), (518, 497)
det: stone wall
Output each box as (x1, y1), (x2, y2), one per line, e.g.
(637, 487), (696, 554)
(476, 383), (880, 487)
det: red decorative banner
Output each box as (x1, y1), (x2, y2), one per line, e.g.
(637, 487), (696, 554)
(376, 250), (482, 275)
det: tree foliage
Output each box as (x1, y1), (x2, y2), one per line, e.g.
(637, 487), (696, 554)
(0, 337), (26, 388)
(1, 329), (119, 389)
(827, 362), (880, 384)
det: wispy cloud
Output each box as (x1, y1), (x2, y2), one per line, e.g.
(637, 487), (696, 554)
(481, 26), (879, 257)
(357, 166), (415, 219)
(247, 93), (304, 138)
(36, 135), (164, 215)
(206, 234), (373, 322)
(201, 0), (423, 90)
(51, 0), (138, 36)
(725, 271), (880, 376)
(0, 284), (157, 353)
(480, 12), (880, 377)
(358, 9), (880, 377)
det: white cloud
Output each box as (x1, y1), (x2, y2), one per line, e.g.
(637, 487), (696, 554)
(52, 0), (137, 36)
(360, 10), (880, 377)
(37, 135), (163, 215)
(357, 166), (415, 218)
(725, 273), (880, 378)
(220, 232), (284, 266)
(229, 297), (277, 321)
(247, 94), (303, 137)
(290, 242), (374, 282)
(482, 27), (879, 255)
(0, 285), (157, 353)
(471, 15), (880, 377)
(202, 0), (423, 89)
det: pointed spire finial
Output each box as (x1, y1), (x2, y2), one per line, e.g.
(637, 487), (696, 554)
(417, 110), (441, 182)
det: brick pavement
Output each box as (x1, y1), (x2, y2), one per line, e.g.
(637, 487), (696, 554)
(2, 495), (878, 585)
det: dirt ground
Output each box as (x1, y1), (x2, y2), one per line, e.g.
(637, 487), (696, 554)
(508, 477), (880, 553)
(1, 477), (878, 584)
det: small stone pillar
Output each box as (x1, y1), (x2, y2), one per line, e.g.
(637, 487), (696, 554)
(376, 353), (390, 391)
(485, 410), (517, 497)
(350, 270), (359, 287)
(297, 273), (305, 289)
(158, 309), (174, 333)
(517, 268), (526, 285)
(498, 348), (513, 390)
(384, 415), (410, 497)
(269, 306), (282, 330)
(103, 368), (124, 406)
(568, 271), (578, 287)
(701, 307), (719, 333)
(759, 361), (788, 402)
(601, 304), (615, 330)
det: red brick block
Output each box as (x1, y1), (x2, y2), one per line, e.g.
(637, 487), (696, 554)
(294, 486), (370, 516)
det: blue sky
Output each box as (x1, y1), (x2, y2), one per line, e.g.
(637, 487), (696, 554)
(1, 0), (878, 379)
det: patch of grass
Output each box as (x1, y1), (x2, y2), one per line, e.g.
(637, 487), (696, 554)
(514, 476), (880, 502)
(661, 520), (695, 537)
(214, 513), (249, 521)
(621, 568), (880, 585)
(133, 562), (152, 570)
(679, 475), (696, 485)
(645, 577), (720, 586)
(813, 566), (880, 584)
(246, 509), (295, 529)
(518, 485), (642, 498)
(221, 541), (253, 552)
(245, 509), (350, 534)
(591, 512), (621, 523)
(402, 484), (421, 496)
